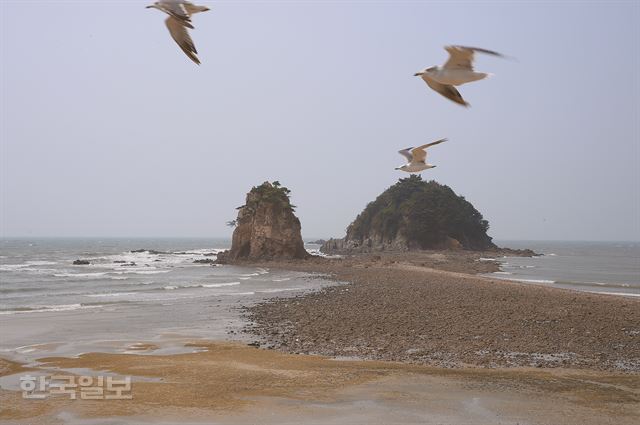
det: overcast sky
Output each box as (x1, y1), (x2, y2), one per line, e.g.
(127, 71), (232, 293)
(1, 1), (638, 241)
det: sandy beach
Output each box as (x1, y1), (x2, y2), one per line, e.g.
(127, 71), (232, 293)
(1, 251), (639, 424)
(1, 342), (639, 424)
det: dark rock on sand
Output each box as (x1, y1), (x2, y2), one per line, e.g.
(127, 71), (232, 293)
(216, 181), (310, 263)
(72, 259), (90, 265)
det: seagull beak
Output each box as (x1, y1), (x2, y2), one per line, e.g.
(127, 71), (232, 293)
(414, 72), (423, 76)
(146, 5), (155, 8)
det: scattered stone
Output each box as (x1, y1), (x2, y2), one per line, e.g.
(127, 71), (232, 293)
(193, 259), (215, 264)
(73, 259), (90, 265)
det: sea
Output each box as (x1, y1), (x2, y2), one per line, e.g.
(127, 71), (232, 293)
(489, 240), (640, 298)
(0, 238), (333, 363)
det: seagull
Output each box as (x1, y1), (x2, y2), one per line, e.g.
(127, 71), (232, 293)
(415, 46), (504, 107)
(396, 138), (447, 173)
(146, 1), (210, 65)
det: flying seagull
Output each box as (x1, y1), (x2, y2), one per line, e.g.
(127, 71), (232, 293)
(146, 1), (210, 65)
(415, 46), (504, 107)
(396, 138), (447, 173)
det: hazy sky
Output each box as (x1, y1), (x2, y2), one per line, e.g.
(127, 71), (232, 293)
(1, 1), (638, 241)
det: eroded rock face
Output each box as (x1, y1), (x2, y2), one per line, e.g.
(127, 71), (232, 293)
(217, 182), (309, 263)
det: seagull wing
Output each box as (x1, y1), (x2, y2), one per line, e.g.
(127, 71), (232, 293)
(165, 17), (200, 65)
(422, 75), (469, 107)
(444, 45), (503, 70)
(158, 0), (194, 28)
(398, 148), (414, 162)
(411, 138), (447, 163)
(183, 2), (210, 15)
(443, 46), (475, 71)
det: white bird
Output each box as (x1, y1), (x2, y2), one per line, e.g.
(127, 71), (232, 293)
(146, 1), (210, 65)
(415, 46), (504, 107)
(396, 138), (447, 173)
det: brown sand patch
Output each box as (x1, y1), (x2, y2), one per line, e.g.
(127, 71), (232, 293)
(1, 342), (639, 423)
(0, 357), (31, 377)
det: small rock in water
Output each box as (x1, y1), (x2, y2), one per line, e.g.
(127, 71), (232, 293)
(73, 259), (90, 265)
(193, 259), (215, 264)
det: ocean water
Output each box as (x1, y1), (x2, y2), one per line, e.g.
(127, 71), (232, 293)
(490, 241), (640, 297)
(0, 238), (336, 362)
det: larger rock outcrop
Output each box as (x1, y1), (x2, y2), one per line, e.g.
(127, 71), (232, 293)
(322, 175), (496, 254)
(217, 182), (310, 262)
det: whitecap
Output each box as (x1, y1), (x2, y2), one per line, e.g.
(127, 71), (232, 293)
(516, 278), (555, 284)
(587, 291), (640, 298)
(54, 272), (109, 278)
(0, 304), (100, 315)
(85, 292), (137, 298)
(127, 270), (171, 275)
(257, 287), (303, 293)
(199, 282), (240, 288)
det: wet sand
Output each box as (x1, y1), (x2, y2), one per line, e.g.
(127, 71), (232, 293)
(1, 342), (639, 424)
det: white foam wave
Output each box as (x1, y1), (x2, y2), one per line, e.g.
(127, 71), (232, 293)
(27, 261), (58, 266)
(113, 269), (171, 275)
(516, 278), (556, 284)
(85, 292), (137, 298)
(0, 304), (100, 315)
(54, 272), (109, 278)
(494, 271), (512, 275)
(198, 282), (240, 288)
(587, 291), (640, 298)
(0, 264), (31, 271)
(257, 287), (303, 294)
(163, 282), (241, 290)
